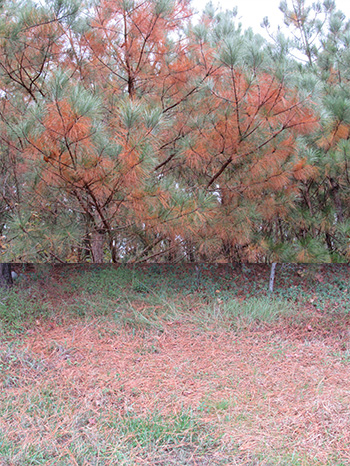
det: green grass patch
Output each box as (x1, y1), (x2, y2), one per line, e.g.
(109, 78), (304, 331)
(2, 264), (350, 337)
(225, 296), (293, 328)
(0, 288), (52, 335)
(0, 385), (223, 465)
(194, 296), (293, 330)
(114, 410), (218, 450)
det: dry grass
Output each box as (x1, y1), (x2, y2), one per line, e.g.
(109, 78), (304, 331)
(1, 264), (350, 465)
(1, 316), (350, 465)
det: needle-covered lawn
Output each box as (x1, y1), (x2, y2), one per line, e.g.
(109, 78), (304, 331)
(0, 264), (349, 465)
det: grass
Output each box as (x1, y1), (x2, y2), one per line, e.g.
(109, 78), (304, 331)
(0, 350), (226, 465)
(0, 287), (52, 336)
(194, 296), (294, 331)
(0, 265), (305, 334)
(1, 263), (350, 465)
(2, 263), (349, 336)
(0, 389), (220, 465)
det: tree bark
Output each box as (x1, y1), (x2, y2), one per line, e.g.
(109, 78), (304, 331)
(91, 230), (105, 263)
(0, 264), (13, 288)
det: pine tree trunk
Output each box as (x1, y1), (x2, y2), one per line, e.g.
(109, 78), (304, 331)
(0, 264), (13, 288)
(91, 230), (105, 263)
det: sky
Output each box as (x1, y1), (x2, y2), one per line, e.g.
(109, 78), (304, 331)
(190, 0), (350, 39)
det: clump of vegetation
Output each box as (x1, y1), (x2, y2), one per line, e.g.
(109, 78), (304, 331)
(1, 264), (350, 336)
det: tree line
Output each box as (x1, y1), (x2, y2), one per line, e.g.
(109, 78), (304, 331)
(0, 0), (349, 264)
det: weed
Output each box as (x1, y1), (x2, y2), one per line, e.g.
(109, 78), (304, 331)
(193, 296), (293, 331)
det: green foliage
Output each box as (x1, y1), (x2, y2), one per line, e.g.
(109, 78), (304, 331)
(218, 296), (293, 328)
(219, 37), (242, 67)
(2, 207), (84, 262)
(117, 410), (207, 448)
(119, 99), (143, 130)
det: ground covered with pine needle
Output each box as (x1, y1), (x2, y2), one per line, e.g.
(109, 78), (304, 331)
(1, 264), (350, 465)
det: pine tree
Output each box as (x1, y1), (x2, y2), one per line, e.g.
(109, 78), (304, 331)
(175, 6), (318, 262)
(270, 0), (350, 262)
(0, 0), (336, 264)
